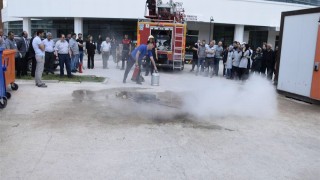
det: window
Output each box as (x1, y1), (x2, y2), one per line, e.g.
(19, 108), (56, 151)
(213, 25), (235, 46)
(249, 31), (268, 49)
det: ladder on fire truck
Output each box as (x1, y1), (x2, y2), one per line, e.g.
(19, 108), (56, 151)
(173, 24), (184, 70)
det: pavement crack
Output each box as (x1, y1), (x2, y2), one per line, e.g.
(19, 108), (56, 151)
(27, 135), (53, 178)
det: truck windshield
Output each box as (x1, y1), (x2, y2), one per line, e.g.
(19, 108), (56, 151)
(151, 30), (172, 51)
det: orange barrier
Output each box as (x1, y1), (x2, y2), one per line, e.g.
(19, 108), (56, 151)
(311, 23), (320, 100)
(2, 50), (16, 88)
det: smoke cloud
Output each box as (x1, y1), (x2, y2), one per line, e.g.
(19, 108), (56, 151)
(181, 75), (278, 119)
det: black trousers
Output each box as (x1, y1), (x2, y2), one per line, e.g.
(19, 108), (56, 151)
(223, 60), (227, 76)
(15, 57), (22, 77)
(205, 57), (214, 69)
(21, 54), (28, 75)
(31, 56), (37, 77)
(122, 50), (130, 69)
(232, 66), (239, 79)
(267, 66), (274, 80)
(123, 59), (142, 83)
(239, 68), (248, 80)
(87, 53), (94, 69)
(145, 58), (154, 76)
(260, 64), (267, 76)
(191, 59), (198, 70)
(44, 52), (55, 73)
(58, 54), (71, 77)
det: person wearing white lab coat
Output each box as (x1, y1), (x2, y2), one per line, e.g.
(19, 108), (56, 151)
(232, 45), (242, 80)
(225, 45), (234, 79)
(238, 44), (251, 80)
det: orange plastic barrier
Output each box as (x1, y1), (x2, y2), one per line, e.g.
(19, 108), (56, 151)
(2, 50), (16, 87)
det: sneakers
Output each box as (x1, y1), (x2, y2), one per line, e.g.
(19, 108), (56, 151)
(36, 83), (47, 88)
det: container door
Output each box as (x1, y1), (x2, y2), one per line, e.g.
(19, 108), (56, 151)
(311, 22), (320, 100)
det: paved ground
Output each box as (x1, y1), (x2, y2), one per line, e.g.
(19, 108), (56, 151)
(1, 54), (320, 180)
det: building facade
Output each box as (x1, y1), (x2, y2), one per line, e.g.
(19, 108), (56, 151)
(1, 0), (317, 48)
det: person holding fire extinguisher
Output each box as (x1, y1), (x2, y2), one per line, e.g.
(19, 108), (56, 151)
(123, 41), (157, 84)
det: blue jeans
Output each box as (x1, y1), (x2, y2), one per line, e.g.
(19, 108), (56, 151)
(197, 57), (205, 72)
(79, 51), (84, 64)
(71, 54), (80, 71)
(213, 57), (221, 76)
(59, 54), (71, 76)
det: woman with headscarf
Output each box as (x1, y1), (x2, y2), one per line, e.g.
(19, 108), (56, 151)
(251, 47), (263, 74)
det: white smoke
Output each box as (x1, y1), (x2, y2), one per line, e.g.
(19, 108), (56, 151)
(181, 75), (278, 119)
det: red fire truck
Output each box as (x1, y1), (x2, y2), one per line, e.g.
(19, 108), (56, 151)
(137, 0), (187, 70)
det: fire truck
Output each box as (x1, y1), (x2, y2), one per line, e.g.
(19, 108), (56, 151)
(137, 0), (187, 70)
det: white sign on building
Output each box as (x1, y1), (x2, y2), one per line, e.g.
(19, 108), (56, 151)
(186, 15), (198, 21)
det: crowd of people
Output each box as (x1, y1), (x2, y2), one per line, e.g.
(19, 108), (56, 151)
(189, 40), (278, 81)
(0, 27), (279, 88)
(0, 29), (132, 88)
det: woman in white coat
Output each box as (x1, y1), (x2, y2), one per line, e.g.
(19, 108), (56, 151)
(232, 46), (242, 80)
(226, 45), (234, 79)
(238, 44), (251, 80)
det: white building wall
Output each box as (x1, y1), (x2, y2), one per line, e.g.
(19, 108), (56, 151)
(268, 30), (280, 48)
(234, 25), (245, 43)
(187, 22), (212, 42)
(4, 0), (315, 28)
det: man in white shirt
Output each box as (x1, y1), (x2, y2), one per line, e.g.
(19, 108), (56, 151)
(205, 40), (215, 77)
(42, 32), (55, 74)
(55, 34), (72, 78)
(32, 30), (46, 88)
(100, 37), (112, 69)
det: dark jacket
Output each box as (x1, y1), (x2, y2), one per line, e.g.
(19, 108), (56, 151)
(17, 37), (29, 57)
(28, 37), (35, 58)
(264, 49), (275, 68)
(97, 37), (102, 45)
(251, 52), (263, 71)
(192, 44), (198, 60)
(222, 49), (228, 63)
(86, 41), (96, 55)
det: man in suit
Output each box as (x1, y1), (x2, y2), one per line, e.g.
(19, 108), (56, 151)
(17, 31), (29, 76)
